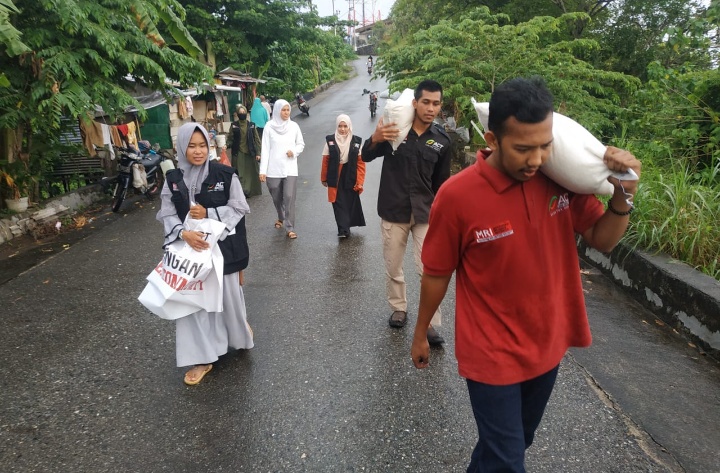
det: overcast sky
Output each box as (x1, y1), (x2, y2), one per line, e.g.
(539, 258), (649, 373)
(313, 0), (395, 23)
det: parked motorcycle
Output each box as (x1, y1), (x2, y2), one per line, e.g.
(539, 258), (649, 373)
(295, 92), (310, 116)
(362, 89), (380, 118)
(101, 143), (174, 212)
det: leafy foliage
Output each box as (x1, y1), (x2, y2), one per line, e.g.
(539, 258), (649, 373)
(178, 0), (354, 94)
(0, 0), (213, 204)
(379, 0), (720, 278)
(586, 0), (710, 80)
(1, 0), (212, 133)
(380, 7), (638, 137)
(0, 0), (29, 56)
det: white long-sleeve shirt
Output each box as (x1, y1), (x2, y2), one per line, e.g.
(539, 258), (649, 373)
(259, 122), (305, 178)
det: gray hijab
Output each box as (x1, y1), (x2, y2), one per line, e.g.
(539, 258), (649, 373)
(176, 122), (211, 196)
(157, 122), (250, 232)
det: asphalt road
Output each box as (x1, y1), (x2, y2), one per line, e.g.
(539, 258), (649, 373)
(1, 58), (719, 473)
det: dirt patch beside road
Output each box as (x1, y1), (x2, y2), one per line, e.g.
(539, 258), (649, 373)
(0, 198), (149, 285)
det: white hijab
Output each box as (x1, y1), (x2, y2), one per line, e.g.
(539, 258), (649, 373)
(266, 99), (292, 135)
(334, 114), (353, 164)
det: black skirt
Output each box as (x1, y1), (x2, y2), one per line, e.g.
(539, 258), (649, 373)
(332, 165), (365, 234)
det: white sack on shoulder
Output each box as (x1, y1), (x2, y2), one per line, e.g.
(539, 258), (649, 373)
(381, 88), (415, 150)
(472, 98), (614, 195)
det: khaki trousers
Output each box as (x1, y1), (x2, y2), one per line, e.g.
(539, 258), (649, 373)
(381, 216), (442, 326)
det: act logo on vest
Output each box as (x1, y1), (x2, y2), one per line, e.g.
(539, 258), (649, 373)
(207, 182), (225, 192)
(425, 139), (444, 152)
(474, 220), (514, 243)
(548, 193), (570, 216)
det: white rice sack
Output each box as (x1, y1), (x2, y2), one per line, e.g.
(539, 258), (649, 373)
(472, 98), (614, 195)
(382, 88), (415, 150)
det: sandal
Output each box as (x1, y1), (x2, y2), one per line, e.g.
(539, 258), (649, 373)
(287, 231), (297, 239)
(274, 220), (283, 229)
(183, 364), (213, 386)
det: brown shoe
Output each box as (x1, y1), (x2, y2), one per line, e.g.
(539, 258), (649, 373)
(427, 326), (445, 346)
(388, 310), (407, 328)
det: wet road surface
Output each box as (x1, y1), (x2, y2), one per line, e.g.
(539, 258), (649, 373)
(1, 58), (719, 472)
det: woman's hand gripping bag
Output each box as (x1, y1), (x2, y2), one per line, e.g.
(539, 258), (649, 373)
(472, 98), (614, 195)
(138, 217), (228, 320)
(381, 88), (416, 151)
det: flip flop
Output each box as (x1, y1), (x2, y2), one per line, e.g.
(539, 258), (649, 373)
(183, 364), (213, 386)
(274, 220), (283, 229)
(287, 231), (297, 239)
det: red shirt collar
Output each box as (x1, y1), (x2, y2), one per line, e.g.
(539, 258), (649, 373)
(474, 149), (516, 193)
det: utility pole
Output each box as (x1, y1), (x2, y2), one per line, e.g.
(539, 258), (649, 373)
(362, 0), (365, 26)
(348, 0), (356, 51)
(332, 0), (336, 35)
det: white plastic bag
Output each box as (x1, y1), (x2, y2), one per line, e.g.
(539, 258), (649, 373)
(132, 163), (148, 190)
(381, 88), (415, 150)
(138, 217), (228, 320)
(471, 98), (614, 195)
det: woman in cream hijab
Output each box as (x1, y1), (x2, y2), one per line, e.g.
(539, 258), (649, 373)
(157, 122), (253, 385)
(320, 114), (366, 238)
(259, 99), (305, 239)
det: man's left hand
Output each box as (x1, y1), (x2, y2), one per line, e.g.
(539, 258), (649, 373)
(604, 146), (641, 195)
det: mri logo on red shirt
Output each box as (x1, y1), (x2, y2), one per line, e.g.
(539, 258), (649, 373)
(475, 220), (514, 243)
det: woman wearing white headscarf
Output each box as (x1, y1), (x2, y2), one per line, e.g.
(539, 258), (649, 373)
(321, 114), (366, 238)
(259, 99), (305, 239)
(157, 123), (254, 385)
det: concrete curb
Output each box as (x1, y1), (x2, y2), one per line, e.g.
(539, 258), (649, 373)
(578, 240), (720, 360)
(0, 185), (105, 245)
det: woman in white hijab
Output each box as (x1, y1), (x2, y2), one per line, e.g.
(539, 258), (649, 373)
(259, 99), (305, 239)
(156, 123), (253, 385)
(321, 114), (366, 238)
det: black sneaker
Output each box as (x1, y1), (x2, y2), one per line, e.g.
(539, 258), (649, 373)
(388, 310), (407, 328)
(427, 326), (445, 346)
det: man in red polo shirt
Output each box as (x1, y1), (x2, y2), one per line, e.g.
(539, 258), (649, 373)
(410, 76), (642, 472)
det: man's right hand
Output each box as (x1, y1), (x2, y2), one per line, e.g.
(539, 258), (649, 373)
(371, 117), (400, 146)
(411, 331), (430, 369)
(259, 174), (267, 182)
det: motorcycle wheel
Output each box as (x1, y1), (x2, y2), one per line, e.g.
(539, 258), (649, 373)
(145, 169), (163, 199)
(111, 181), (127, 213)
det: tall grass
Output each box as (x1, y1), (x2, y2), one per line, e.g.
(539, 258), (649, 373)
(623, 149), (720, 280)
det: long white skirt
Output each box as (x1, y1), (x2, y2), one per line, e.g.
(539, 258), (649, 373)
(175, 271), (254, 367)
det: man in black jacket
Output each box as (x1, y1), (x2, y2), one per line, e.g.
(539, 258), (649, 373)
(361, 79), (452, 345)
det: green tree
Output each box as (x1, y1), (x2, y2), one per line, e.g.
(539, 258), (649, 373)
(380, 7), (638, 137)
(0, 0), (211, 202)
(178, 0), (354, 94)
(587, 0), (709, 79)
(0, 0), (28, 56)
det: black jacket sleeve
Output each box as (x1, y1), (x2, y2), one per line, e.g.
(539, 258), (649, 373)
(361, 137), (393, 163)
